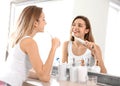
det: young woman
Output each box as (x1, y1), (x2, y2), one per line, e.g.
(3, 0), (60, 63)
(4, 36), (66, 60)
(0, 5), (60, 86)
(62, 15), (106, 73)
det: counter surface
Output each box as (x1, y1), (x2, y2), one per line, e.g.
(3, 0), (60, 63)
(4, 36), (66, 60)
(23, 76), (108, 86)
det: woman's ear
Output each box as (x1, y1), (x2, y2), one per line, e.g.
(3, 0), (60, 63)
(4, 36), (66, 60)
(34, 21), (38, 28)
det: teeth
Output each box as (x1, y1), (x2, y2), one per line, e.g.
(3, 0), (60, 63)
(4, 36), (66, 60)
(72, 32), (74, 36)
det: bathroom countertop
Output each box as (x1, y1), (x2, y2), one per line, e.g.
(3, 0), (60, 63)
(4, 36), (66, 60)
(23, 66), (120, 86)
(23, 75), (111, 86)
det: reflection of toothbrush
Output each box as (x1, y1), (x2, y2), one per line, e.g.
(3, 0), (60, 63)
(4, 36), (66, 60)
(72, 33), (86, 45)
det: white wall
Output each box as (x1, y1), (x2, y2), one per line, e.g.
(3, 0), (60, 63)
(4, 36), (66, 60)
(0, 0), (10, 62)
(72, 0), (109, 59)
(104, 3), (120, 76)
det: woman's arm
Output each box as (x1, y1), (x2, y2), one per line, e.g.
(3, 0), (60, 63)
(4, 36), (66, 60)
(93, 45), (107, 73)
(28, 68), (39, 79)
(85, 41), (107, 73)
(21, 37), (60, 82)
(62, 41), (69, 63)
(91, 44), (107, 73)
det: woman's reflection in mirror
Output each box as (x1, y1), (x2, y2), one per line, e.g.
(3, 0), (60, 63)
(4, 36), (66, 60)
(62, 15), (107, 73)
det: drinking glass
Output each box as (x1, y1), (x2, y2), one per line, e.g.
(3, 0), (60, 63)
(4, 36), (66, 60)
(87, 75), (97, 86)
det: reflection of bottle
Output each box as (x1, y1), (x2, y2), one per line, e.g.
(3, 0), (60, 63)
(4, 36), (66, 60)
(80, 59), (85, 66)
(86, 58), (90, 66)
(70, 66), (78, 82)
(78, 66), (88, 83)
(92, 60), (101, 73)
(72, 58), (75, 66)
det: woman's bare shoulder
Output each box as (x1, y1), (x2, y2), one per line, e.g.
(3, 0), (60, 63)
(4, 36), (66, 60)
(20, 37), (37, 53)
(21, 37), (36, 45)
(63, 41), (69, 46)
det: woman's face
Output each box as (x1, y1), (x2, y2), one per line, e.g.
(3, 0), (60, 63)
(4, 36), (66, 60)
(72, 18), (89, 39)
(37, 12), (46, 32)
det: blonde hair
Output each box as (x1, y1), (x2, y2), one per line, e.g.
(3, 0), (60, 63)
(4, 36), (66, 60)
(12, 5), (42, 47)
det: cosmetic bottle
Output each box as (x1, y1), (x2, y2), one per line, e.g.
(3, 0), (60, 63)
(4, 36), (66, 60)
(92, 60), (101, 73)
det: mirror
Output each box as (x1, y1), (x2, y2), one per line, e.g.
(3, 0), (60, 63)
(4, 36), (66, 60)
(8, 0), (120, 77)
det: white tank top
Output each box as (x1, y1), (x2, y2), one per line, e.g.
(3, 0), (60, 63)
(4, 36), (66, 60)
(0, 36), (32, 86)
(68, 41), (95, 66)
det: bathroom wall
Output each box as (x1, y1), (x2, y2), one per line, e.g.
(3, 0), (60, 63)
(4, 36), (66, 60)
(72, 0), (109, 58)
(0, 0), (10, 63)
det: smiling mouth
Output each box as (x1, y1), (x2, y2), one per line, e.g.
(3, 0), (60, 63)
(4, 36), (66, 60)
(73, 31), (80, 35)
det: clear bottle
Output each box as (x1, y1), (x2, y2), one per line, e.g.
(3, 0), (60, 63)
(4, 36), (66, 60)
(92, 60), (101, 73)
(72, 58), (75, 66)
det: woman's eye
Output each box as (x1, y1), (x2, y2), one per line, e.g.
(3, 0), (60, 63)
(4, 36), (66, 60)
(78, 24), (83, 27)
(78, 25), (82, 27)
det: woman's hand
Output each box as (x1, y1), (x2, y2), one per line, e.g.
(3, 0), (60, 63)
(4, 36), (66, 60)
(84, 41), (95, 50)
(52, 37), (60, 49)
(84, 41), (99, 59)
(84, 41), (107, 73)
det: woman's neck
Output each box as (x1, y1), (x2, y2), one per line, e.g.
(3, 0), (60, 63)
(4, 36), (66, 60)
(29, 30), (38, 37)
(73, 40), (83, 47)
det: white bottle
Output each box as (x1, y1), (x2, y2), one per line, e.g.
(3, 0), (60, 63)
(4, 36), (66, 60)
(70, 66), (78, 82)
(77, 66), (88, 83)
(58, 63), (67, 81)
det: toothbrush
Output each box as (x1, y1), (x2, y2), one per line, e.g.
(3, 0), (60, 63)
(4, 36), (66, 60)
(72, 33), (86, 45)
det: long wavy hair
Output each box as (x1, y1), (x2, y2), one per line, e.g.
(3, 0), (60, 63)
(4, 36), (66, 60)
(12, 5), (42, 47)
(70, 15), (95, 42)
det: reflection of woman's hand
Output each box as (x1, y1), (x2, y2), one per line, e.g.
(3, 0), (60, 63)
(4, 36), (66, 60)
(52, 37), (60, 49)
(85, 41), (95, 50)
(85, 41), (99, 60)
(84, 41), (107, 73)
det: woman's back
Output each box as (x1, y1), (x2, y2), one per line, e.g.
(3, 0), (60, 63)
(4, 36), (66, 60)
(0, 36), (32, 86)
